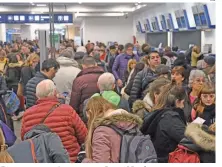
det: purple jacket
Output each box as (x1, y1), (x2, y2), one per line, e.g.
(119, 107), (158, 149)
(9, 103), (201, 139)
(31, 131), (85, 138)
(112, 53), (139, 82)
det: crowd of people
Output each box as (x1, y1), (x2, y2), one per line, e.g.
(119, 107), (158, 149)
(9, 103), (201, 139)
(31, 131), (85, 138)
(0, 39), (216, 163)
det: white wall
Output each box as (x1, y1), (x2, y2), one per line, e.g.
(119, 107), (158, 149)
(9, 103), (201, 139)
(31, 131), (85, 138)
(0, 24), (6, 42)
(133, 3), (216, 52)
(83, 17), (133, 45)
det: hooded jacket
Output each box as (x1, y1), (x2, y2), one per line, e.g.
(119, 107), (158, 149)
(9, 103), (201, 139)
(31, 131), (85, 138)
(83, 109), (143, 163)
(54, 57), (81, 104)
(141, 108), (186, 163)
(179, 123), (215, 163)
(70, 66), (104, 120)
(8, 127), (70, 163)
(132, 99), (152, 120)
(21, 97), (87, 162)
(112, 53), (139, 82)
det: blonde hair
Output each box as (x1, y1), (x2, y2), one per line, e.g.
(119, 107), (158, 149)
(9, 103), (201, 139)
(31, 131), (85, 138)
(209, 122), (215, 132)
(0, 127), (14, 163)
(192, 46), (201, 54)
(85, 97), (116, 159)
(127, 59), (136, 73)
(24, 53), (39, 67)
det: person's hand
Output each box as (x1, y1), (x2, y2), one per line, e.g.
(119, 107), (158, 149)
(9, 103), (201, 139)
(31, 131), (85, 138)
(117, 79), (123, 88)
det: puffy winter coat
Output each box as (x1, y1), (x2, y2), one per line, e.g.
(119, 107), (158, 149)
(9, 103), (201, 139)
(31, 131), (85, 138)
(112, 53), (139, 82)
(129, 67), (157, 107)
(179, 123), (215, 163)
(83, 109), (143, 163)
(70, 66), (104, 120)
(21, 97), (87, 162)
(53, 57), (81, 104)
(8, 126), (70, 163)
(25, 72), (49, 109)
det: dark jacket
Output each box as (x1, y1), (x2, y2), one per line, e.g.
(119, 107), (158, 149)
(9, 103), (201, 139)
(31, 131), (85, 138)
(5, 64), (21, 90)
(179, 123), (215, 163)
(20, 66), (36, 95)
(70, 66), (104, 120)
(107, 54), (116, 73)
(8, 126), (70, 163)
(112, 53), (139, 82)
(25, 72), (49, 109)
(141, 108), (186, 163)
(124, 63), (145, 96)
(129, 67), (157, 107)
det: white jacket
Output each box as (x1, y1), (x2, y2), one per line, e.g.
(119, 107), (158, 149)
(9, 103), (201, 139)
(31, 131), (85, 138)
(53, 57), (81, 104)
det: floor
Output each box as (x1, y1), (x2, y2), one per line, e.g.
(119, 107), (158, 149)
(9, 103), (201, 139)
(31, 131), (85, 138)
(13, 120), (22, 144)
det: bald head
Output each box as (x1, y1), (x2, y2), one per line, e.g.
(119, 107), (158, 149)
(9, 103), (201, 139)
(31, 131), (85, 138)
(97, 73), (115, 91)
(36, 79), (57, 99)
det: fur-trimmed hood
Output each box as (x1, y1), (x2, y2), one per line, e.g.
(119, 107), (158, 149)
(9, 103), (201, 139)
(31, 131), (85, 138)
(132, 100), (151, 119)
(93, 109), (143, 130)
(184, 123), (215, 151)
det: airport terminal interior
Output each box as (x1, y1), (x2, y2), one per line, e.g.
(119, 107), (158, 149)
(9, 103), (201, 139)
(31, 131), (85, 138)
(0, 2), (216, 163)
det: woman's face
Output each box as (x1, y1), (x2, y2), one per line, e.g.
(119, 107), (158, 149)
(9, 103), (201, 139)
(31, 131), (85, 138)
(171, 72), (184, 85)
(130, 62), (136, 70)
(192, 77), (205, 91)
(31, 58), (39, 68)
(201, 93), (215, 106)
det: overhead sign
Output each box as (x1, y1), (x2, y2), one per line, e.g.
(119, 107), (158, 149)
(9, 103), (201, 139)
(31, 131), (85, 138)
(0, 14), (73, 24)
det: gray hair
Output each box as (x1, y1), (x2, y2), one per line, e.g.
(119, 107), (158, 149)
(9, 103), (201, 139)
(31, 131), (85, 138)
(188, 70), (206, 88)
(97, 72), (115, 91)
(36, 79), (57, 99)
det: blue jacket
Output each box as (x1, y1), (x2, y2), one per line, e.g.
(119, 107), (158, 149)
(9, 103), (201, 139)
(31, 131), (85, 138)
(112, 53), (139, 82)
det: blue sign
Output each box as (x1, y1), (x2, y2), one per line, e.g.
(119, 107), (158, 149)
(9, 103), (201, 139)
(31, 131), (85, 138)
(0, 14), (73, 24)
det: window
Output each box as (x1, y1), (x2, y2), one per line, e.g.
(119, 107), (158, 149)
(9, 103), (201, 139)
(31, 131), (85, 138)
(176, 18), (182, 28)
(194, 14), (201, 26)
(200, 13), (207, 25)
(181, 16), (186, 28)
(167, 19), (172, 29)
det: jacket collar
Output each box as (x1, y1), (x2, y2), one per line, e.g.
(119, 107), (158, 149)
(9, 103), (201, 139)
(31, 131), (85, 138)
(76, 66), (104, 78)
(35, 72), (49, 79)
(185, 123), (215, 151)
(36, 97), (59, 105)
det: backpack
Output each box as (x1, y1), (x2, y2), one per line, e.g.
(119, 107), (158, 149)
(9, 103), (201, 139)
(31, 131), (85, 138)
(3, 90), (20, 115)
(0, 120), (16, 147)
(107, 124), (157, 163)
(168, 144), (200, 163)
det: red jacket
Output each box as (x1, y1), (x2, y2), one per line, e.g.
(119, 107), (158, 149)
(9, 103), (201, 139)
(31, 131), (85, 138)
(70, 66), (104, 121)
(21, 97), (87, 163)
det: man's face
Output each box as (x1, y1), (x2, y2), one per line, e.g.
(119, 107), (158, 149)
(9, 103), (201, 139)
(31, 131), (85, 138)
(126, 47), (133, 56)
(48, 67), (58, 79)
(148, 53), (161, 68)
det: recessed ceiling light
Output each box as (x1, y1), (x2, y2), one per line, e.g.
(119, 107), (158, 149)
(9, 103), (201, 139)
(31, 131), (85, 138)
(135, 3), (138, 6)
(78, 1), (82, 4)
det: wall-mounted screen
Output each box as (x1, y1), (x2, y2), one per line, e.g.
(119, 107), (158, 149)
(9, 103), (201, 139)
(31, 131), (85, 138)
(194, 14), (201, 26)
(200, 13), (207, 26)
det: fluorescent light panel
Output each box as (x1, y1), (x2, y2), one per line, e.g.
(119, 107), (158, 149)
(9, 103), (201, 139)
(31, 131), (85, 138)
(37, 4), (46, 7)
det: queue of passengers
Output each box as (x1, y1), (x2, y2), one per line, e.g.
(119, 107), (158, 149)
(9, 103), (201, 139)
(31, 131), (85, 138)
(0, 39), (215, 163)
